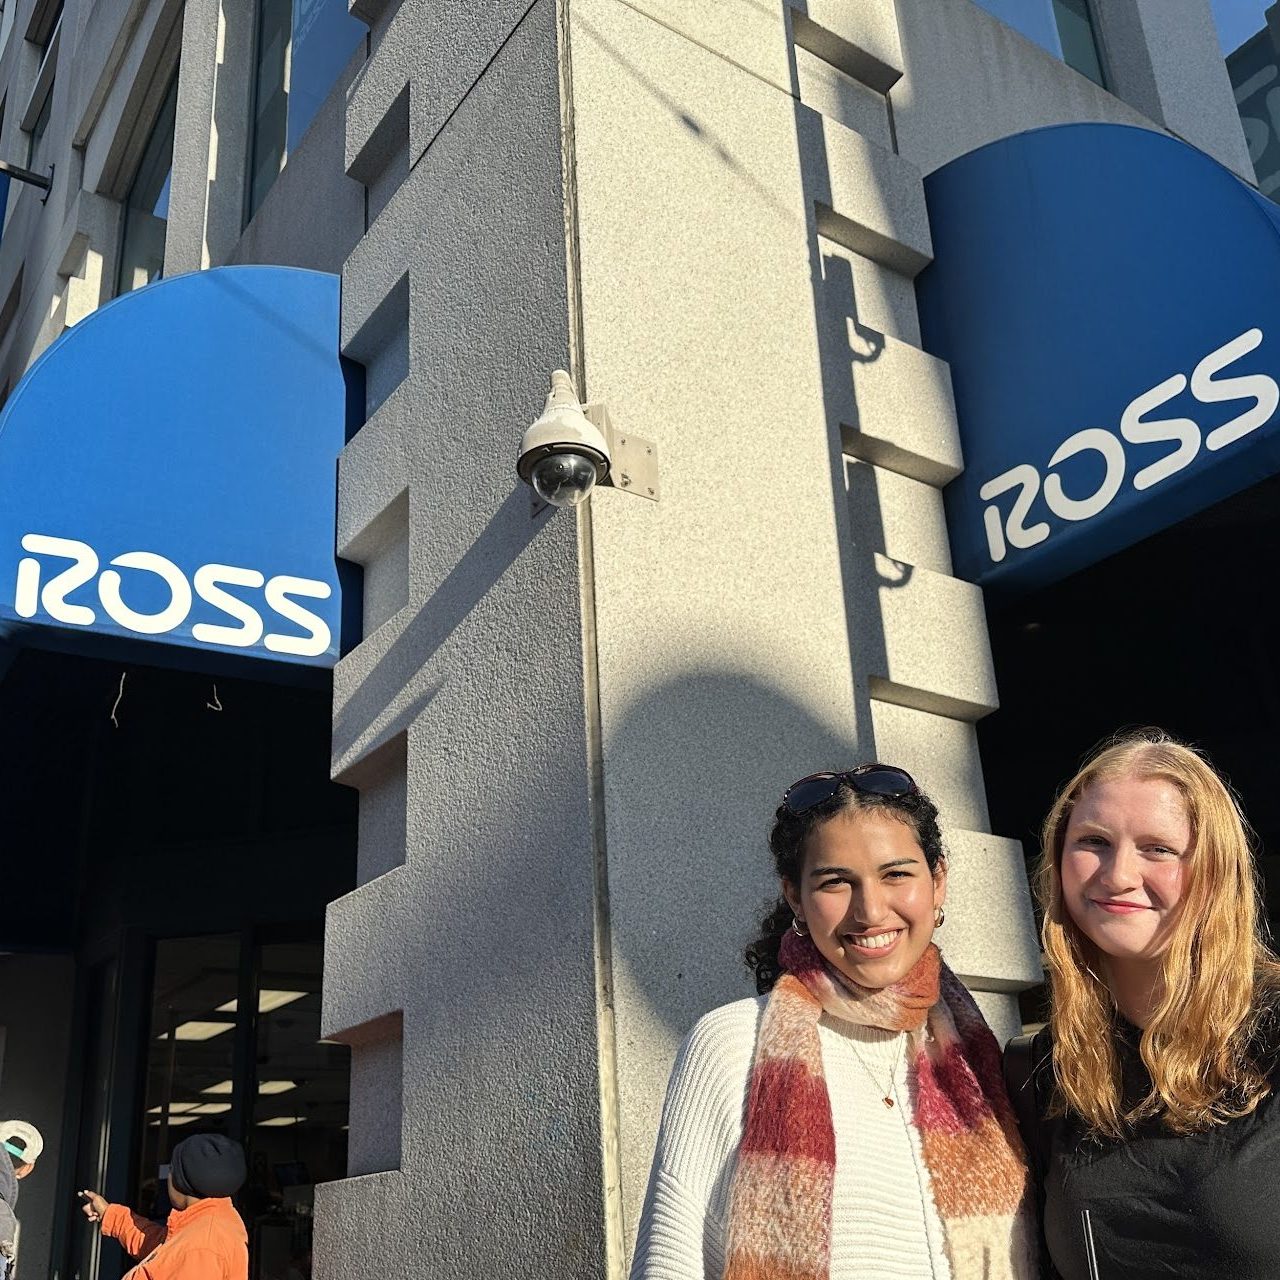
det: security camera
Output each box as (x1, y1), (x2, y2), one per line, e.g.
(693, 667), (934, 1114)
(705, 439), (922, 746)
(517, 371), (612, 508)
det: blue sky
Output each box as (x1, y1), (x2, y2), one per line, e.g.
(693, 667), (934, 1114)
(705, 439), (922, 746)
(1211, 0), (1273, 55)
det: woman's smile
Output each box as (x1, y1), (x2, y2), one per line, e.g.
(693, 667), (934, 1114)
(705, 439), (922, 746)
(843, 928), (905, 956)
(1088, 898), (1152, 915)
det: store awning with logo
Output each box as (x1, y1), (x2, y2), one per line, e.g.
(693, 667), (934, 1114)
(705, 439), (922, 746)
(0, 265), (354, 672)
(917, 123), (1280, 593)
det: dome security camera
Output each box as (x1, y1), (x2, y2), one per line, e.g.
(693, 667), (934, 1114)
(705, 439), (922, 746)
(517, 371), (612, 509)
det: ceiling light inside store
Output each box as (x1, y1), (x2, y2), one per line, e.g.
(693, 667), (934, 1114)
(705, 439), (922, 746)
(149, 1116), (199, 1127)
(157, 1021), (235, 1042)
(201, 1079), (298, 1096)
(190, 1103), (232, 1114)
(147, 1103), (199, 1115)
(215, 990), (308, 1015)
(257, 1117), (304, 1127)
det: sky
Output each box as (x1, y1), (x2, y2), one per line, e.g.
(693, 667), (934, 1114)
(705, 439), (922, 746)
(1211, 0), (1274, 55)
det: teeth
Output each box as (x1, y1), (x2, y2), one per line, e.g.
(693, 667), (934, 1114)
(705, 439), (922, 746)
(852, 930), (901, 950)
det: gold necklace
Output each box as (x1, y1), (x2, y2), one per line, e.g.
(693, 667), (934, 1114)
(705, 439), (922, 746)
(846, 1030), (906, 1108)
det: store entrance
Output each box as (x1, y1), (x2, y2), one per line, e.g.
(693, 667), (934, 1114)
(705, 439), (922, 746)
(0, 648), (356, 1280)
(979, 471), (1280, 1016)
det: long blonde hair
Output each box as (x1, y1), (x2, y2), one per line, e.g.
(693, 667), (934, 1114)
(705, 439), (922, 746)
(1038, 728), (1280, 1138)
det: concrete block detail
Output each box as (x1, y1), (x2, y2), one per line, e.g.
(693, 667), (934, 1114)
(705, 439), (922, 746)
(344, 729), (408, 884)
(938, 826), (1042, 991)
(338, 395), (411, 560)
(845, 458), (953, 577)
(864, 557), (999, 721)
(834, 326), (962, 486)
(795, 44), (893, 151)
(798, 103), (932, 274)
(345, 1011), (404, 1175)
(322, 866), (410, 1037)
(791, 0), (904, 94)
(346, 78), (406, 188)
(970, 989), (1024, 1049)
(816, 232), (920, 346)
(344, 0), (541, 175)
(313, 1171), (408, 1280)
(869, 698), (989, 830)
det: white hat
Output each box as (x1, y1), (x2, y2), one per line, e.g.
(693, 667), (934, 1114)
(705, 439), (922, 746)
(0, 1121), (42, 1166)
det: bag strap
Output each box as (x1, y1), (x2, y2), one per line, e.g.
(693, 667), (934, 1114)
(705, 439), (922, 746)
(1005, 1028), (1059, 1276)
(1004, 1032), (1042, 1169)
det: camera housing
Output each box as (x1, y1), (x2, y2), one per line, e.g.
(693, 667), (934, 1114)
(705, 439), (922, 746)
(517, 371), (660, 509)
(517, 371), (612, 508)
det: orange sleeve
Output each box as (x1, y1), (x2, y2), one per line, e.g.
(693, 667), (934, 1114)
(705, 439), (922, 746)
(101, 1204), (167, 1259)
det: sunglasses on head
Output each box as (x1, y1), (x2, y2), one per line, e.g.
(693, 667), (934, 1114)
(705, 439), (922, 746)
(782, 764), (918, 815)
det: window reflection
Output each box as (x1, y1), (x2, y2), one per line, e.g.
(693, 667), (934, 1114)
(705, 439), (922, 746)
(969, 0), (1107, 86)
(246, 0), (364, 220)
(1219, 3), (1280, 199)
(118, 71), (178, 295)
(137, 936), (241, 1219)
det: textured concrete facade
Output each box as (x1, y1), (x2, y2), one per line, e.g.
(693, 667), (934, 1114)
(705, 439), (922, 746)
(314, 3), (611, 1276)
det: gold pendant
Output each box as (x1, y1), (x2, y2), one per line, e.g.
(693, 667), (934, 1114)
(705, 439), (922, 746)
(883, 1097), (895, 1108)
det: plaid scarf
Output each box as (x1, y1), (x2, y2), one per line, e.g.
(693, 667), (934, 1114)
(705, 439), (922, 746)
(723, 934), (1036, 1279)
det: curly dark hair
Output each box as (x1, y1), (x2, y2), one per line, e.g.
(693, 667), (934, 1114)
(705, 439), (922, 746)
(744, 776), (946, 993)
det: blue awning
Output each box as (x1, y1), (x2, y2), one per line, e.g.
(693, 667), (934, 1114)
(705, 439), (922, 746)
(917, 123), (1280, 592)
(0, 266), (354, 669)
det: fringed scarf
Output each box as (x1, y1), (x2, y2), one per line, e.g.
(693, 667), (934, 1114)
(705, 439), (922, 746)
(723, 933), (1036, 1280)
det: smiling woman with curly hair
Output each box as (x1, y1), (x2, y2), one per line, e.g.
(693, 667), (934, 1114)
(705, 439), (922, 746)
(630, 764), (1035, 1280)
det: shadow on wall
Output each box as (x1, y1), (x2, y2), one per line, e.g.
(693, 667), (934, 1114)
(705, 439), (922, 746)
(331, 487), (541, 765)
(602, 670), (860, 1046)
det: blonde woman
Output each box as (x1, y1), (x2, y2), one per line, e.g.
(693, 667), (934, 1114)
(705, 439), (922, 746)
(1010, 729), (1280, 1279)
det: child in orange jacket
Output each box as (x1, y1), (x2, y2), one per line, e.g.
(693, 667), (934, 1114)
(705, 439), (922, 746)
(81, 1134), (248, 1280)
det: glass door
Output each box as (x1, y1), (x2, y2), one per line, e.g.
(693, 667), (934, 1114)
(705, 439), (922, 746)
(241, 939), (348, 1280)
(135, 935), (242, 1218)
(122, 933), (346, 1280)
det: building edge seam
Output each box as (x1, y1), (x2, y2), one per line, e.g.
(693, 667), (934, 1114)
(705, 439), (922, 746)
(558, 2), (627, 1276)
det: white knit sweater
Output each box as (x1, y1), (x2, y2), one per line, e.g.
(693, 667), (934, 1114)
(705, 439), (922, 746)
(629, 996), (953, 1280)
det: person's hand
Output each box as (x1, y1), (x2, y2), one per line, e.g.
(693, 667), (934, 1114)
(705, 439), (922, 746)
(80, 1190), (107, 1223)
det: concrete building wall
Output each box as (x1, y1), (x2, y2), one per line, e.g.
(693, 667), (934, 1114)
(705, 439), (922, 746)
(0, 953), (74, 1280)
(314, 3), (612, 1278)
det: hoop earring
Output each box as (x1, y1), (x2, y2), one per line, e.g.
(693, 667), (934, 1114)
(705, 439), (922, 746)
(933, 906), (946, 928)
(791, 916), (809, 937)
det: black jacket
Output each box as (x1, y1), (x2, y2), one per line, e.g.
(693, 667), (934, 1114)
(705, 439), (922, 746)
(1006, 1014), (1280, 1280)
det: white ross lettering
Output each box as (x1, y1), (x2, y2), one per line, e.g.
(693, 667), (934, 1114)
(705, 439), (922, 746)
(191, 564), (266, 648)
(263, 575), (333, 658)
(12, 535), (334, 659)
(1120, 374), (1200, 491)
(18, 534), (99, 625)
(975, 328), (1280, 568)
(1192, 329), (1280, 452)
(978, 464), (1049, 563)
(98, 551), (194, 634)
(1042, 428), (1126, 521)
